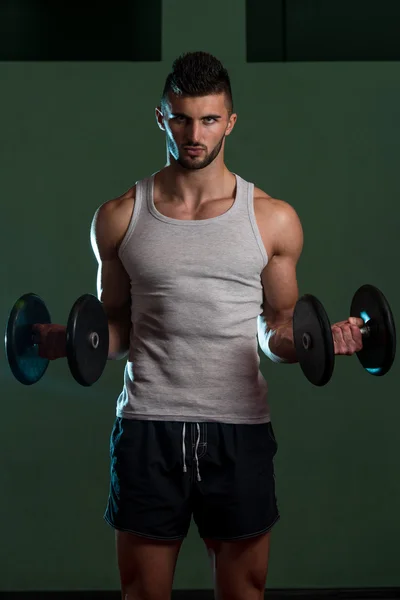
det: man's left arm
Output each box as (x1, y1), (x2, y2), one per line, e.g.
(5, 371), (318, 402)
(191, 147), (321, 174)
(257, 201), (303, 364)
(257, 201), (364, 363)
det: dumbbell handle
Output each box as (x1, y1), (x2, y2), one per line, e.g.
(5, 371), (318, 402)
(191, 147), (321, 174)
(31, 326), (99, 349)
(359, 319), (378, 339)
(88, 332), (100, 349)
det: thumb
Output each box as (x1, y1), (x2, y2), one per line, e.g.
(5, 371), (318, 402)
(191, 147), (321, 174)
(349, 316), (365, 326)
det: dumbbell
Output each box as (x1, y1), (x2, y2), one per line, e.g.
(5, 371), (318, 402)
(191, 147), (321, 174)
(5, 293), (109, 386)
(293, 284), (396, 386)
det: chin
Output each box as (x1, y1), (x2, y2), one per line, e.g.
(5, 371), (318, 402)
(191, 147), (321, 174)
(178, 158), (208, 171)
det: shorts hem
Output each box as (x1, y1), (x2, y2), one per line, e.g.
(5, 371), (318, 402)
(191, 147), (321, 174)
(199, 514), (280, 541)
(103, 514), (187, 541)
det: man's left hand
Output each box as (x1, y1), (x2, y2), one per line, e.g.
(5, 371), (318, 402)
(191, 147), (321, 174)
(331, 317), (365, 355)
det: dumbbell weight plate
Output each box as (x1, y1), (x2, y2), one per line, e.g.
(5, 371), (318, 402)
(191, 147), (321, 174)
(5, 293), (51, 385)
(293, 294), (335, 386)
(350, 284), (396, 376)
(66, 294), (109, 386)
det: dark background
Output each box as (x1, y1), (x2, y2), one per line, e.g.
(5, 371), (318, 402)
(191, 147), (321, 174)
(0, 0), (399, 594)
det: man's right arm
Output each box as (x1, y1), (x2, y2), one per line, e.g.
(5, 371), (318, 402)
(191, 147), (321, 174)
(90, 195), (134, 360)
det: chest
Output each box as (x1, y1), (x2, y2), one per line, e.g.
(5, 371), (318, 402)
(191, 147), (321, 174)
(153, 194), (274, 259)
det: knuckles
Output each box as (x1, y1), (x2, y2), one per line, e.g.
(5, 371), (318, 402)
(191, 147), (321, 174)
(332, 321), (363, 355)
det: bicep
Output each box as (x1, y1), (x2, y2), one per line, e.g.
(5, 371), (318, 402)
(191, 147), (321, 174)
(96, 258), (131, 321)
(260, 254), (299, 328)
(260, 202), (303, 329)
(90, 204), (131, 321)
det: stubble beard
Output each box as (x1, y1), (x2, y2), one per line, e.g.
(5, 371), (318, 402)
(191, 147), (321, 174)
(171, 134), (226, 171)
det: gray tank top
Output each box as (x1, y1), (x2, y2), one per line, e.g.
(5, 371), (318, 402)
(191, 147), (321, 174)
(116, 172), (271, 424)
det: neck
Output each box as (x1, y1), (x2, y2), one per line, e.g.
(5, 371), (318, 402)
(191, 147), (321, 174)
(157, 159), (232, 207)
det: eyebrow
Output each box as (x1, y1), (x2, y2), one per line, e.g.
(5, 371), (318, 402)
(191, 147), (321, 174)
(171, 112), (222, 120)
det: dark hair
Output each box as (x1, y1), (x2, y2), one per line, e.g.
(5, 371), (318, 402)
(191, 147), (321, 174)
(161, 51), (233, 115)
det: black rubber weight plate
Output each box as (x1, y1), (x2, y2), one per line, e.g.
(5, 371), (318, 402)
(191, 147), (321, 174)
(5, 293), (51, 385)
(66, 294), (109, 386)
(293, 294), (335, 386)
(350, 284), (396, 376)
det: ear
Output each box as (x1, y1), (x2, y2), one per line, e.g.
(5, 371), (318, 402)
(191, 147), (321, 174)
(225, 113), (238, 137)
(155, 107), (166, 131)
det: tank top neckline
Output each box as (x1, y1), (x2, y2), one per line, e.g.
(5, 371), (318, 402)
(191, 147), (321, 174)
(147, 172), (243, 226)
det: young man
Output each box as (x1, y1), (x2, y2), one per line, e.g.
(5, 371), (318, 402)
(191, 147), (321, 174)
(40, 51), (364, 599)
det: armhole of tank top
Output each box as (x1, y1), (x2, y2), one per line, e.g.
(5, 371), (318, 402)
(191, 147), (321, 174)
(117, 180), (143, 260)
(247, 182), (269, 270)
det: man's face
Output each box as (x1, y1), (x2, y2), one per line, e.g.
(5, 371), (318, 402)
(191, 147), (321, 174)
(157, 93), (237, 170)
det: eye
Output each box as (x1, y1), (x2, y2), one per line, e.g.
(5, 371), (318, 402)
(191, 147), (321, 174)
(203, 117), (216, 124)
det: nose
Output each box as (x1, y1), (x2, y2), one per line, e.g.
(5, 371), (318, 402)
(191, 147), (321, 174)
(186, 120), (202, 145)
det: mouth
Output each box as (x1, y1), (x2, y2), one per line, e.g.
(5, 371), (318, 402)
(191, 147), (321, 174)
(184, 147), (204, 156)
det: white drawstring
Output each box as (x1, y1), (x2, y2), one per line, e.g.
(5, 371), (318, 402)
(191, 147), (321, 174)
(181, 422), (202, 481)
(182, 423), (187, 473)
(194, 423), (202, 482)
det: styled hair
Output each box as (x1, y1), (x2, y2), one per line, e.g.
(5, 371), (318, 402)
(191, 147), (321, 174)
(161, 51), (233, 115)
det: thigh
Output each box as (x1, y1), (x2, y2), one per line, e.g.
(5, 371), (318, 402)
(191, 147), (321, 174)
(117, 530), (183, 600)
(193, 421), (280, 540)
(104, 418), (192, 540)
(205, 532), (271, 600)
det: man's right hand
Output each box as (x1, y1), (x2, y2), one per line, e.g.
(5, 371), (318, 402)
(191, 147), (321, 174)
(32, 324), (67, 360)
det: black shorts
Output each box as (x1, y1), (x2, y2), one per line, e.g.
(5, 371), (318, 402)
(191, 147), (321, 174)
(104, 418), (280, 541)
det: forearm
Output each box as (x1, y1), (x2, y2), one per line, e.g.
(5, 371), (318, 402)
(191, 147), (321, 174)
(261, 320), (298, 364)
(108, 318), (131, 360)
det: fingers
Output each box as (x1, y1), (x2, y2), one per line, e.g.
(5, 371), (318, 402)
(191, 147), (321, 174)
(331, 320), (363, 356)
(32, 324), (67, 360)
(332, 324), (349, 355)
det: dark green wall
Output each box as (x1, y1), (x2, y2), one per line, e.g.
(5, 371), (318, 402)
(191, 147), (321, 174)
(0, 0), (399, 592)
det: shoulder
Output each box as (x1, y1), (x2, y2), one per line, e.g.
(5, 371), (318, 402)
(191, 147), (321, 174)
(90, 186), (136, 259)
(253, 185), (303, 257)
(94, 185), (136, 228)
(98, 185), (136, 218)
(254, 185), (298, 220)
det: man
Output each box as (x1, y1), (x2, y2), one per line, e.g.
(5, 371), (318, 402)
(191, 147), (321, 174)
(39, 51), (364, 599)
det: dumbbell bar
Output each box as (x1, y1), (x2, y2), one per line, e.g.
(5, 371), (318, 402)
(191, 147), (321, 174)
(5, 293), (109, 386)
(293, 284), (396, 386)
